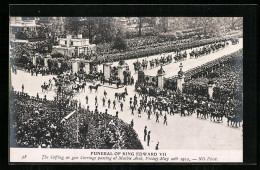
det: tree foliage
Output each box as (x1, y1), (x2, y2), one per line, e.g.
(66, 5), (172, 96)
(64, 17), (82, 35)
(112, 29), (128, 50)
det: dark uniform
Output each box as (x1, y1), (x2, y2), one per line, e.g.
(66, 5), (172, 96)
(86, 96), (88, 104)
(129, 98), (132, 107)
(138, 107), (141, 117)
(147, 131), (151, 146)
(95, 96), (98, 105)
(131, 105), (134, 115)
(120, 103), (123, 111)
(22, 84), (24, 93)
(113, 100), (116, 109)
(144, 126), (147, 141)
(108, 99), (111, 108)
(170, 105), (174, 115)
(156, 112), (159, 123)
(102, 97), (106, 106)
(134, 100), (137, 110)
(163, 114), (168, 125)
(104, 90), (107, 98)
(148, 110), (151, 119)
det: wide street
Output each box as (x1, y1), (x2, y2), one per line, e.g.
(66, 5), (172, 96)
(10, 38), (243, 150)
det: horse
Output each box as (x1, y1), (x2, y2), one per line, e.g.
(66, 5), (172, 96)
(78, 82), (86, 92)
(115, 92), (127, 101)
(41, 84), (49, 93)
(88, 84), (101, 93)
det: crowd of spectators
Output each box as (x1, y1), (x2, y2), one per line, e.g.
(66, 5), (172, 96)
(135, 49), (243, 125)
(10, 90), (143, 149)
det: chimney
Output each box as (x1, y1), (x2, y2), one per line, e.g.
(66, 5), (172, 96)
(77, 34), (82, 39)
(66, 35), (71, 47)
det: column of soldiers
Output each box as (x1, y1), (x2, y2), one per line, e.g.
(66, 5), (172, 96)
(128, 94), (178, 125)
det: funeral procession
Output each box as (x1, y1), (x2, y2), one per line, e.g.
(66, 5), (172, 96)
(10, 17), (243, 151)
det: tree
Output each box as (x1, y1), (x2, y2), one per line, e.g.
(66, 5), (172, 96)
(112, 29), (127, 50)
(159, 17), (169, 33)
(195, 17), (218, 35)
(95, 17), (117, 43)
(81, 17), (98, 44)
(228, 17), (243, 30)
(138, 17), (144, 37)
(64, 17), (82, 35)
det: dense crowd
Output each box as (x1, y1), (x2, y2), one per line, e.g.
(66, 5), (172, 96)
(135, 49), (243, 126)
(10, 90), (143, 149)
(93, 31), (242, 65)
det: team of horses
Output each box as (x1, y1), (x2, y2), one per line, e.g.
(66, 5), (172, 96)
(134, 54), (173, 72)
(189, 41), (227, 59)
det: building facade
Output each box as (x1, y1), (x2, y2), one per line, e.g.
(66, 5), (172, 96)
(52, 34), (97, 57)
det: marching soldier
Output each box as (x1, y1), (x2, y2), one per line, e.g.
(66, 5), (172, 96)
(102, 97), (106, 107)
(129, 98), (133, 108)
(125, 87), (128, 95)
(170, 104), (174, 115)
(104, 90), (107, 98)
(156, 112), (159, 123)
(148, 109), (151, 119)
(163, 114), (168, 125)
(22, 84), (24, 93)
(147, 131), (151, 146)
(120, 102), (124, 111)
(85, 95), (88, 105)
(95, 96), (98, 105)
(134, 94), (137, 101)
(116, 111), (119, 118)
(113, 100), (116, 109)
(160, 108), (163, 116)
(108, 99), (111, 108)
(133, 99), (137, 110)
(131, 105), (135, 115)
(138, 107), (141, 117)
(144, 126), (147, 141)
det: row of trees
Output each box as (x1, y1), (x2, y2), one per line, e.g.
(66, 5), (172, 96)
(63, 16), (242, 43)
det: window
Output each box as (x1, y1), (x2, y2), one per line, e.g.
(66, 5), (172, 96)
(65, 41), (67, 44)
